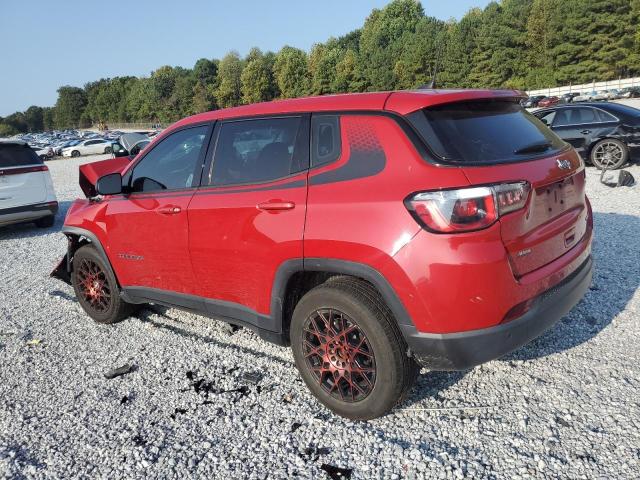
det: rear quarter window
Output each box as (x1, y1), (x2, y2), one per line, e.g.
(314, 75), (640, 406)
(0, 144), (43, 168)
(408, 100), (566, 164)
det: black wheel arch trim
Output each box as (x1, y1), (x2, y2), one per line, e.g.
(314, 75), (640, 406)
(57, 226), (117, 283)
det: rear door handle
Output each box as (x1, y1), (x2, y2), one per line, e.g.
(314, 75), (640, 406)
(581, 129), (591, 134)
(257, 201), (295, 211)
(157, 205), (182, 215)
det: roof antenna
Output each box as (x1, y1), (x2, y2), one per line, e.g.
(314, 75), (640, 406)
(418, 37), (445, 90)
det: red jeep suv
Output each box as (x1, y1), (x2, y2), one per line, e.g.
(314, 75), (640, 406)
(53, 90), (593, 420)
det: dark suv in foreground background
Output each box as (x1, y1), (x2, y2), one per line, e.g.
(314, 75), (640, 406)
(52, 89), (593, 419)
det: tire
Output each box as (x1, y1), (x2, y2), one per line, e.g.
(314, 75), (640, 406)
(590, 138), (628, 170)
(71, 150), (80, 158)
(35, 215), (55, 228)
(104, 147), (112, 154)
(71, 245), (134, 324)
(290, 278), (419, 420)
(40, 155), (47, 161)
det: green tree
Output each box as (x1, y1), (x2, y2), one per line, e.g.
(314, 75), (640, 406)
(358, 0), (424, 90)
(216, 52), (244, 108)
(241, 48), (277, 104)
(273, 46), (308, 98)
(332, 49), (358, 92)
(24, 106), (44, 132)
(54, 86), (87, 128)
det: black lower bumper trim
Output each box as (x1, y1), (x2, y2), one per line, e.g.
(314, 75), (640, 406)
(402, 256), (593, 371)
(0, 201), (58, 217)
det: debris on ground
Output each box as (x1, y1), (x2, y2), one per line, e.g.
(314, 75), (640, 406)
(300, 445), (331, 462)
(290, 422), (302, 433)
(25, 339), (42, 346)
(103, 364), (135, 380)
(320, 464), (353, 480)
(240, 371), (263, 385)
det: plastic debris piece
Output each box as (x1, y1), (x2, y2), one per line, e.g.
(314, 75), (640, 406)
(104, 364), (135, 380)
(321, 464), (353, 479)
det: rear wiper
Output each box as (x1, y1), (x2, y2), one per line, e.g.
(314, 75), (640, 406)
(514, 142), (552, 155)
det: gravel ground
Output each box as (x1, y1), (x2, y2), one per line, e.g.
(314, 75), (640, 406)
(1, 155), (639, 479)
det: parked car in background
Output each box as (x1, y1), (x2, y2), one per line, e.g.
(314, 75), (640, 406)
(52, 89), (593, 420)
(620, 86), (640, 98)
(62, 139), (112, 157)
(31, 145), (54, 160)
(559, 92), (580, 104)
(522, 95), (546, 108)
(574, 91), (598, 102)
(534, 102), (640, 169)
(538, 96), (560, 108)
(604, 89), (622, 100)
(111, 133), (150, 158)
(0, 140), (58, 228)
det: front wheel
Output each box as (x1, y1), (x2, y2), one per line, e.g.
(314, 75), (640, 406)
(290, 278), (418, 420)
(590, 139), (628, 170)
(71, 245), (134, 324)
(104, 147), (112, 154)
(71, 150), (80, 158)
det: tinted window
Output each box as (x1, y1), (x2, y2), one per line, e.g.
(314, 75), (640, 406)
(595, 109), (617, 122)
(211, 117), (301, 186)
(130, 126), (208, 192)
(414, 100), (565, 164)
(0, 144), (43, 167)
(554, 107), (600, 126)
(311, 115), (341, 167)
(537, 110), (556, 126)
(599, 103), (640, 119)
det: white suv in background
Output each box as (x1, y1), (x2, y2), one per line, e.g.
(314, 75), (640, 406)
(61, 139), (112, 157)
(0, 140), (58, 228)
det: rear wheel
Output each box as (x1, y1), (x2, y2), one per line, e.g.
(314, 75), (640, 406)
(35, 215), (55, 228)
(290, 278), (418, 420)
(72, 245), (134, 324)
(71, 150), (80, 158)
(104, 147), (112, 154)
(590, 139), (628, 170)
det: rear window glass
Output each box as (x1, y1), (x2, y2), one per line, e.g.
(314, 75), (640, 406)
(0, 144), (43, 168)
(411, 100), (566, 164)
(599, 103), (640, 118)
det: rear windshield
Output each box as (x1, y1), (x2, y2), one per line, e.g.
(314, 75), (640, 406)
(409, 100), (566, 164)
(0, 144), (43, 168)
(600, 103), (640, 119)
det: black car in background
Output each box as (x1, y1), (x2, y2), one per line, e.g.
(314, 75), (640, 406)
(559, 92), (581, 104)
(533, 102), (640, 169)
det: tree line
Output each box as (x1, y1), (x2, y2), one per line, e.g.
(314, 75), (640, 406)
(1, 0), (639, 136)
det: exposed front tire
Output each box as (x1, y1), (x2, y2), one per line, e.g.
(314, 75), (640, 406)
(71, 245), (134, 324)
(290, 278), (418, 420)
(590, 139), (628, 170)
(71, 150), (80, 158)
(35, 215), (55, 228)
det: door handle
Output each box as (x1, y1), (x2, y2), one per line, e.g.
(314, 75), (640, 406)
(257, 201), (295, 211)
(157, 205), (182, 215)
(580, 129), (591, 134)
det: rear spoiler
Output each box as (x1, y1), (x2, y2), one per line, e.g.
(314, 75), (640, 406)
(79, 156), (131, 197)
(385, 89), (527, 115)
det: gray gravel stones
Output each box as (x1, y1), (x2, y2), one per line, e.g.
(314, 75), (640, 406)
(1, 156), (639, 479)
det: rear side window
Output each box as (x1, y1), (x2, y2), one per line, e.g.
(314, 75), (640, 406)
(210, 117), (302, 186)
(410, 100), (566, 164)
(0, 144), (43, 168)
(311, 115), (341, 167)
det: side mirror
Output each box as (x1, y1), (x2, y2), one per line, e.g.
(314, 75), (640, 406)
(96, 172), (123, 195)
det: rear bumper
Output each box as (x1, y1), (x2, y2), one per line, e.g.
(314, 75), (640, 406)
(402, 255), (593, 371)
(0, 201), (58, 226)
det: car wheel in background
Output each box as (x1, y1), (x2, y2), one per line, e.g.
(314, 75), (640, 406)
(35, 215), (55, 228)
(104, 147), (112, 154)
(71, 150), (80, 158)
(40, 155), (47, 161)
(71, 245), (135, 324)
(590, 139), (628, 170)
(290, 277), (419, 420)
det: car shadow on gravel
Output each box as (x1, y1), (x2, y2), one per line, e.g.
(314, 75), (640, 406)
(0, 200), (73, 240)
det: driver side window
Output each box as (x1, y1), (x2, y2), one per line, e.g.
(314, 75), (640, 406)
(130, 126), (208, 192)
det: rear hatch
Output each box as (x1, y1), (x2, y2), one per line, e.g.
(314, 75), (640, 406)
(411, 99), (588, 277)
(0, 142), (48, 209)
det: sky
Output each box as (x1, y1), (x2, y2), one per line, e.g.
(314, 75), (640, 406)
(1, 0), (490, 116)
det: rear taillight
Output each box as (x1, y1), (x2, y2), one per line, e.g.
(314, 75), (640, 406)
(405, 182), (530, 233)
